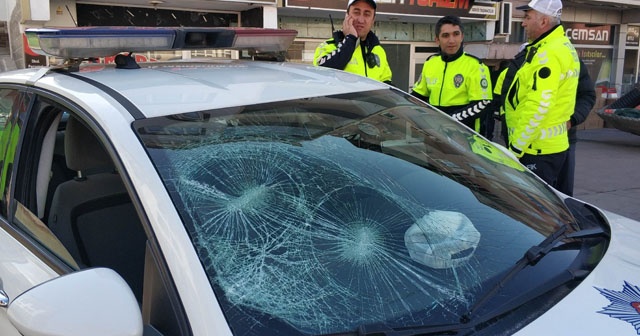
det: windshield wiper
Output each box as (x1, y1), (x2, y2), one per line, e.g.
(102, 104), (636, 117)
(460, 223), (568, 323)
(328, 225), (607, 336)
(321, 321), (472, 336)
(460, 224), (608, 324)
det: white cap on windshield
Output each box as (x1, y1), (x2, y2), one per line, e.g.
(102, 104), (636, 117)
(404, 210), (480, 269)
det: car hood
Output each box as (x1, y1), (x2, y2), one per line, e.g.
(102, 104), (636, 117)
(515, 209), (640, 335)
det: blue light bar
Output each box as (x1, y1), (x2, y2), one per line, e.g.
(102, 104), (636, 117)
(26, 27), (176, 58)
(25, 27), (298, 58)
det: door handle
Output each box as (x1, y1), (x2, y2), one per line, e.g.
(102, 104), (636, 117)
(0, 289), (9, 307)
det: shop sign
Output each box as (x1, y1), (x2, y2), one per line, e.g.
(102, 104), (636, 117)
(23, 33), (48, 68)
(564, 23), (612, 45)
(577, 48), (612, 88)
(627, 26), (639, 47)
(285, 0), (498, 20)
(25, 54), (47, 68)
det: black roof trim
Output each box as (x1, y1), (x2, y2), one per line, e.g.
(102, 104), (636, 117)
(63, 72), (146, 120)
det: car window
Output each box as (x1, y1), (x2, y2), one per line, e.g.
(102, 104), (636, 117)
(0, 88), (31, 217)
(7, 97), (149, 292)
(134, 88), (576, 335)
(5, 98), (78, 269)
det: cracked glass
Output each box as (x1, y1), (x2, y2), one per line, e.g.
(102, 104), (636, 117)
(134, 89), (575, 335)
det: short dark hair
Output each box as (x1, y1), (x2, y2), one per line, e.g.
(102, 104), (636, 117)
(435, 15), (463, 36)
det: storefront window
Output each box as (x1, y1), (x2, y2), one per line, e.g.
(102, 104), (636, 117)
(77, 4), (239, 27)
(0, 22), (8, 55)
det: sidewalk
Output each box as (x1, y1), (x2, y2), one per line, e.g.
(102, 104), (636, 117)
(573, 128), (640, 221)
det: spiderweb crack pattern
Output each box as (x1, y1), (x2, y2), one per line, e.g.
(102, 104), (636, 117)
(170, 137), (480, 334)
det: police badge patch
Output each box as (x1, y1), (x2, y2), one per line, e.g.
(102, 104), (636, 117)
(454, 74), (464, 88)
(481, 78), (489, 89)
(595, 281), (640, 334)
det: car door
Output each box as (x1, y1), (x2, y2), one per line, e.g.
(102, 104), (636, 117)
(0, 87), (59, 336)
(0, 88), (146, 335)
(0, 85), (192, 335)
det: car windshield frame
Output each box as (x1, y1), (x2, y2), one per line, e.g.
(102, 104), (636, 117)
(133, 88), (581, 335)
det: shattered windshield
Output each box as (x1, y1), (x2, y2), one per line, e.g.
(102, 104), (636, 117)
(134, 89), (575, 335)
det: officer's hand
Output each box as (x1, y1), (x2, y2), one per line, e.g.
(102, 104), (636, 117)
(566, 121), (572, 130)
(342, 14), (357, 38)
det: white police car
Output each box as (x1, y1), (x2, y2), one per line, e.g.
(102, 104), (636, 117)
(0, 27), (639, 336)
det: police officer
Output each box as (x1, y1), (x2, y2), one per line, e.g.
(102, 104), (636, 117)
(504, 0), (580, 187)
(411, 15), (492, 133)
(314, 0), (392, 84)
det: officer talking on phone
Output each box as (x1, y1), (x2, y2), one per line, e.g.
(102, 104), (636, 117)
(314, 0), (393, 85)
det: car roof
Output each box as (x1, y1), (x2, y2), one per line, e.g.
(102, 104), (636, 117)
(0, 60), (390, 119)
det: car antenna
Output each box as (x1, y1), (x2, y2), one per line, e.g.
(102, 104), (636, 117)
(329, 14), (335, 33)
(329, 14), (341, 42)
(65, 5), (78, 27)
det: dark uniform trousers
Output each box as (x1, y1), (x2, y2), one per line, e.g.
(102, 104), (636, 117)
(519, 151), (568, 189)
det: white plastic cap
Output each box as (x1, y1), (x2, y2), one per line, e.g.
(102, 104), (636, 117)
(517, 0), (563, 18)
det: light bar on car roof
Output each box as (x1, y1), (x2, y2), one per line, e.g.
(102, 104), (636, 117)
(25, 26), (298, 58)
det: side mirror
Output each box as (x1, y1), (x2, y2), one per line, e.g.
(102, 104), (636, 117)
(7, 268), (143, 336)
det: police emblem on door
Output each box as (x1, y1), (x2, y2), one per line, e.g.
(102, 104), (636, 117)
(454, 74), (464, 88)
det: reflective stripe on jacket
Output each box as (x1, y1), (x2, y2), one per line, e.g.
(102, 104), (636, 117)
(504, 25), (580, 157)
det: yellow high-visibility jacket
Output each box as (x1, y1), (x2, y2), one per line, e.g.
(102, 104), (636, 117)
(412, 51), (492, 132)
(314, 31), (392, 84)
(504, 25), (580, 158)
